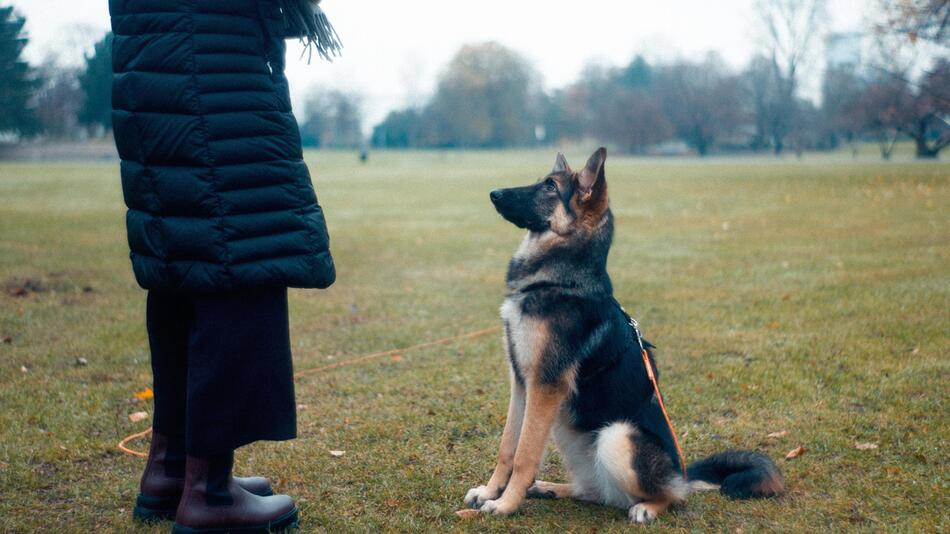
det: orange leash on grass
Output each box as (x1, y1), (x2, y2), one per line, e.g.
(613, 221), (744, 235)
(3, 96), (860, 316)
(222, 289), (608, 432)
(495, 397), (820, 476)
(292, 325), (502, 379)
(116, 325), (503, 457)
(118, 427), (152, 458)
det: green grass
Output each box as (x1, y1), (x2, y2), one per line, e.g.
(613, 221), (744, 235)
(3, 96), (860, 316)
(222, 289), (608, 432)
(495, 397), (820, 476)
(0, 150), (948, 533)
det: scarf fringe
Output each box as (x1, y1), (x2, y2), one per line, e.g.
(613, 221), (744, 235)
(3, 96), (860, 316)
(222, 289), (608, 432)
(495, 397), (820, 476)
(277, 0), (343, 62)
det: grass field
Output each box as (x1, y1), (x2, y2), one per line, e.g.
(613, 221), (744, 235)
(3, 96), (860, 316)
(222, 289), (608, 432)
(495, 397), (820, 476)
(0, 150), (948, 533)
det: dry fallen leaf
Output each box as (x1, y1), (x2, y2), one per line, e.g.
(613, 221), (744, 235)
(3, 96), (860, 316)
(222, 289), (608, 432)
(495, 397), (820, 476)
(455, 509), (480, 519)
(329, 450), (345, 457)
(855, 442), (879, 450)
(133, 387), (153, 401)
(767, 430), (789, 439)
(785, 445), (805, 460)
(384, 498), (399, 508)
(128, 411), (149, 423)
(767, 321), (781, 330)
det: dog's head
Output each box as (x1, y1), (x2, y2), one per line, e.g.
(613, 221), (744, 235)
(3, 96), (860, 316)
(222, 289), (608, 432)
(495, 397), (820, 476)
(490, 147), (609, 236)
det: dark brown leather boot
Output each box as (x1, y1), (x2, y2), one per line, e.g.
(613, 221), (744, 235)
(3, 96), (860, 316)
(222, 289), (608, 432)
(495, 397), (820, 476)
(133, 433), (274, 522)
(171, 452), (298, 534)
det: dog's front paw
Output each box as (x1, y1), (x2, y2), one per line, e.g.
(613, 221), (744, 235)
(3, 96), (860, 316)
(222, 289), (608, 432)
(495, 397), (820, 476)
(464, 485), (498, 508)
(629, 503), (657, 524)
(480, 498), (518, 516)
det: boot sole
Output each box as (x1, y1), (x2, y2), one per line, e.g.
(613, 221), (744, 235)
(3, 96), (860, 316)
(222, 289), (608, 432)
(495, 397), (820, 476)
(133, 489), (274, 523)
(170, 506), (298, 534)
(133, 494), (179, 522)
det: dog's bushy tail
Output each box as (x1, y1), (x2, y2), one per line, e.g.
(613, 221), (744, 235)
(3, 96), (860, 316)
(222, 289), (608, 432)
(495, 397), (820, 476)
(686, 450), (785, 499)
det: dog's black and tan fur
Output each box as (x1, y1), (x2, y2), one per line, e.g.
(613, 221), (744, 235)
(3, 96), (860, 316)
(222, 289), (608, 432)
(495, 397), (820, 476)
(464, 148), (785, 523)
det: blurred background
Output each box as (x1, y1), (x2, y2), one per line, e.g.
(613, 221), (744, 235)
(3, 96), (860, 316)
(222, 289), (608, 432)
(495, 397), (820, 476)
(2, 0), (947, 160)
(1, 3), (948, 531)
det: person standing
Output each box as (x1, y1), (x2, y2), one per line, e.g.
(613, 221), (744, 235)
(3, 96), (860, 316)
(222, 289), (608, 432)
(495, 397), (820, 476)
(108, 1), (341, 531)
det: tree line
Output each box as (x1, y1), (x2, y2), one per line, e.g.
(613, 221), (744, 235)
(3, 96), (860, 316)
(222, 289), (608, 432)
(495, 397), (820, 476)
(0, 5), (112, 142)
(371, 43), (948, 158)
(371, 0), (948, 158)
(2, 1), (947, 158)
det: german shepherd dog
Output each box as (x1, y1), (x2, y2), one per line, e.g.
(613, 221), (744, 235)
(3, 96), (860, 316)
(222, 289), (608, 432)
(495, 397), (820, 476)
(464, 148), (785, 523)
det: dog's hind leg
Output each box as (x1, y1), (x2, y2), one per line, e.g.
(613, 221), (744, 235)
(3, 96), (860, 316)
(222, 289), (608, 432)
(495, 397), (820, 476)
(548, 411), (601, 503)
(628, 498), (676, 524)
(594, 422), (687, 524)
(526, 412), (602, 502)
(526, 481), (573, 499)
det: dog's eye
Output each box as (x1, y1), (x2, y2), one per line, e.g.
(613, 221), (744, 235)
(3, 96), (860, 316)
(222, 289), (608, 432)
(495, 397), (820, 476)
(545, 180), (558, 193)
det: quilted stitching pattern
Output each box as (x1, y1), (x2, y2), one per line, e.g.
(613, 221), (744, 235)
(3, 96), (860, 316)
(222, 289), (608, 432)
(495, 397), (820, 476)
(110, 0), (334, 291)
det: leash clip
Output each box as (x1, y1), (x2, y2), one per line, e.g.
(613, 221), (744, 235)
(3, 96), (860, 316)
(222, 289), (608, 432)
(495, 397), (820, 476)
(620, 305), (645, 351)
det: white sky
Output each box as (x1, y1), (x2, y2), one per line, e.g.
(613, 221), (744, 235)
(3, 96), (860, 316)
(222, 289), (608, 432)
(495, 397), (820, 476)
(17, 0), (869, 131)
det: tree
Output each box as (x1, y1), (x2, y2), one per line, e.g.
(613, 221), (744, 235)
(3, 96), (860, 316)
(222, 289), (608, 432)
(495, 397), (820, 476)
(864, 30), (949, 158)
(901, 59), (950, 158)
(371, 108), (422, 148)
(548, 62), (610, 144)
(852, 74), (914, 159)
(77, 33), (113, 134)
(754, 0), (828, 154)
(875, 0), (949, 48)
(655, 55), (743, 156)
(743, 55), (783, 152)
(299, 88), (364, 148)
(868, 0), (950, 158)
(546, 59), (674, 153)
(619, 55), (653, 88)
(0, 6), (39, 138)
(424, 42), (540, 147)
(787, 97), (824, 157)
(538, 89), (580, 147)
(33, 58), (83, 139)
(596, 86), (672, 153)
(820, 65), (866, 153)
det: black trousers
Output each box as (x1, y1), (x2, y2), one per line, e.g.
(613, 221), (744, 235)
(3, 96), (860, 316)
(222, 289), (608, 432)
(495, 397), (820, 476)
(146, 288), (296, 456)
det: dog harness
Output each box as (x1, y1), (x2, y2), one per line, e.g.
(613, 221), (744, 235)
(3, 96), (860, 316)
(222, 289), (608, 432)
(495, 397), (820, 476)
(618, 305), (688, 478)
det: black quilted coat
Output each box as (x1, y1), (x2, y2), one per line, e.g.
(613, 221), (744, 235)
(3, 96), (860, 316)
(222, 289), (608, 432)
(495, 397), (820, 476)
(109, 0), (335, 291)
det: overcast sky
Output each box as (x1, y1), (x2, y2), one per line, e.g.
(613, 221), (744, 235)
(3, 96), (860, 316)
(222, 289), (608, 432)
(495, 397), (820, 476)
(17, 0), (870, 130)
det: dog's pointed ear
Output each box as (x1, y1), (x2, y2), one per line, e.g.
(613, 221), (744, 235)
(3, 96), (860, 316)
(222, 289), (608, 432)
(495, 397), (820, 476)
(578, 147), (607, 198)
(552, 152), (571, 174)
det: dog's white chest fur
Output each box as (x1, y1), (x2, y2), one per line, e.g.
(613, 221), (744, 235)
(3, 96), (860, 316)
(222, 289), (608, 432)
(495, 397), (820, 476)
(500, 294), (543, 374)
